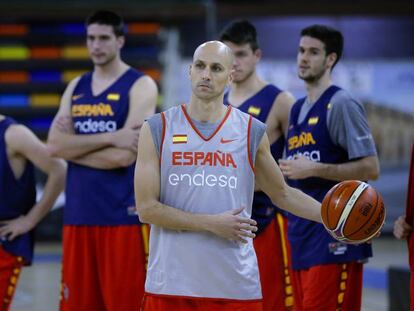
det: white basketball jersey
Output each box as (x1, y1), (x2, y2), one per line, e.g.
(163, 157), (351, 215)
(145, 104), (261, 299)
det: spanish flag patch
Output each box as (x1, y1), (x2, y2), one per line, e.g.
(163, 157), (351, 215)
(247, 106), (261, 116)
(107, 93), (120, 101)
(308, 117), (319, 125)
(173, 134), (188, 144)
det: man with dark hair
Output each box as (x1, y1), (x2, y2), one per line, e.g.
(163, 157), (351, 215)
(220, 20), (296, 311)
(279, 24), (379, 310)
(48, 10), (157, 311)
(0, 115), (65, 309)
(135, 40), (324, 311)
(85, 10), (125, 37)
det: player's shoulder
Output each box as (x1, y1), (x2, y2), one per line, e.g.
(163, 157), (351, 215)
(65, 75), (83, 93)
(146, 111), (163, 124)
(331, 88), (362, 109)
(234, 107), (267, 133)
(5, 122), (34, 147)
(130, 70), (157, 91)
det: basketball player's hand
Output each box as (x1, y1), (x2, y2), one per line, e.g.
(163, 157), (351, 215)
(112, 124), (142, 152)
(55, 116), (75, 134)
(0, 216), (34, 241)
(279, 155), (316, 179)
(393, 215), (412, 240)
(209, 207), (258, 243)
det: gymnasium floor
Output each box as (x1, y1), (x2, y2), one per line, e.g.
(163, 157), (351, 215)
(10, 236), (409, 311)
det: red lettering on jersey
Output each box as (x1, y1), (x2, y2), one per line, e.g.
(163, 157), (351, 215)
(171, 151), (237, 168)
(194, 152), (204, 165)
(202, 152), (213, 166)
(183, 152), (193, 165)
(226, 153), (237, 168)
(172, 152), (182, 165)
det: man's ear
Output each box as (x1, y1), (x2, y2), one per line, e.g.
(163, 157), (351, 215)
(327, 52), (337, 70)
(117, 36), (125, 49)
(228, 67), (234, 85)
(254, 48), (262, 63)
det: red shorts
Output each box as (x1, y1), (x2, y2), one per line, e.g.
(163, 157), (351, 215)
(0, 246), (24, 311)
(292, 262), (363, 311)
(411, 272), (414, 311)
(60, 224), (149, 311)
(141, 293), (263, 311)
(253, 213), (294, 311)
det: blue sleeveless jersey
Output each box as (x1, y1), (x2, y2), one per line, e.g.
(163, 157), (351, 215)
(224, 84), (285, 233)
(285, 85), (372, 270)
(0, 117), (36, 264)
(65, 68), (143, 225)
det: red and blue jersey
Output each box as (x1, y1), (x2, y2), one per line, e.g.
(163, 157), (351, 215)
(285, 85), (372, 270)
(0, 117), (36, 264)
(224, 84), (285, 233)
(65, 68), (143, 225)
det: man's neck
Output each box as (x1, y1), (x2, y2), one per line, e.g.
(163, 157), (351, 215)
(94, 58), (128, 80)
(229, 72), (266, 106)
(305, 73), (332, 104)
(188, 96), (227, 123)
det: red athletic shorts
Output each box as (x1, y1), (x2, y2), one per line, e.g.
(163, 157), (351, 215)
(60, 224), (149, 311)
(141, 293), (263, 311)
(0, 246), (24, 311)
(253, 213), (294, 311)
(292, 262), (363, 311)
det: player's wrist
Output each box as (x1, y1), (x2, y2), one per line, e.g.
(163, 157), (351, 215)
(199, 214), (217, 234)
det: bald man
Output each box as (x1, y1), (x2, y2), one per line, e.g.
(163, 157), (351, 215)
(134, 41), (322, 311)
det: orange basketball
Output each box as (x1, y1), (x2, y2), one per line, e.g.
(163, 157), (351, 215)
(321, 180), (385, 244)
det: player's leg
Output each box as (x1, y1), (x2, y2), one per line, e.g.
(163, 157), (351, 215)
(340, 262), (364, 311)
(295, 263), (362, 311)
(411, 272), (414, 311)
(291, 269), (304, 311)
(99, 225), (147, 311)
(141, 294), (263, 311)
(253, 213), (294, 311)
(60, 225), (105, 311)
(0, 247), (23, 311)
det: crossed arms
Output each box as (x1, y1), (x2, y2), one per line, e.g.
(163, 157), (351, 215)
(47, 75), (158, 169)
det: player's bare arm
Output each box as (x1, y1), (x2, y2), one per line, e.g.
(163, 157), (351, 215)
(70, 75), (158, 169)
(279, 154), (379, 181)
(48, 77), (142, 160)
(0, 125), (66, 241)
(134, 122), (257, 243)
(266, 91), (295, 144)
(255, 132), (321, 223)
(253, 91), (294, 193)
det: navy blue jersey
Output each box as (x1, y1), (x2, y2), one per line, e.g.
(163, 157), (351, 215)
(285, 85), (372, 270)
(65, 68), (143, 225)
(225, 85), (285, 233)
(0, 117), (36, 264)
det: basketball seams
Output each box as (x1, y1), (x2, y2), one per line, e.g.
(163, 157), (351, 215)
(324, 182), (351, 229)
(321, 180), (385, 244)
(324, 183), (340, 229)
(345, 188), (378, 237)
(347, 194), (385, 243)
(333, 182), (369, 234)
